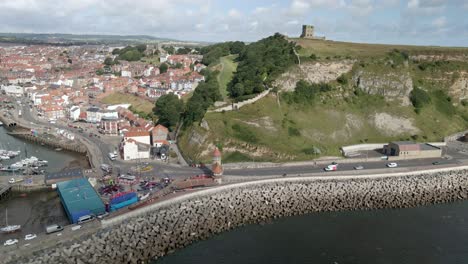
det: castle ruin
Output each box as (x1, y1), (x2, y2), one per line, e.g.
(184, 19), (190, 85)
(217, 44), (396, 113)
(300, 25), (325, 40)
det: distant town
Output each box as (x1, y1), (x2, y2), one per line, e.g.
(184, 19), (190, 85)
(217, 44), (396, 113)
(0, 44), (208, 161)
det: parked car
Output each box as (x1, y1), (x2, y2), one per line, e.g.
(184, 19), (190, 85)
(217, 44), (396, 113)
(4, 239), (18, 246)
(354, 165), (364, 170)
(324, 164), (338, 171)
(386, 163), (398, 168)
(24, 234), (37, 240)
(97, 212), (109, 219)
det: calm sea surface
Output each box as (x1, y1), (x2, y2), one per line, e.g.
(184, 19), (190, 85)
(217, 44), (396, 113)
(155, 199), (468, 264)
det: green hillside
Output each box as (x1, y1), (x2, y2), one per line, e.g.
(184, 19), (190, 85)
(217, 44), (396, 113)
(178, 37), (468, 163)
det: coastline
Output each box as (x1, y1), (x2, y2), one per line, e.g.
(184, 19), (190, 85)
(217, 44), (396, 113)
(6, 166), (468, 264)
(0, 112), (94, 169)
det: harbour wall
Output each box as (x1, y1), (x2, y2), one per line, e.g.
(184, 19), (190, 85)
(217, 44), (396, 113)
(5, 167), (468, 264)
(7, 132), (87, 154)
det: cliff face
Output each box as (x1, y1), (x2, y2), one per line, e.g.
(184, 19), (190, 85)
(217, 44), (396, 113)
(449, 72), (468, 103)
(274, 60), (354, 91)
(352, 69), (413, 106)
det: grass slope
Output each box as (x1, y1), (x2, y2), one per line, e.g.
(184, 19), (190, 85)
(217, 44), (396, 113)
(292, 38), (468, 59)
(101, 92), (154, 113)
(214, 55), (238, 99)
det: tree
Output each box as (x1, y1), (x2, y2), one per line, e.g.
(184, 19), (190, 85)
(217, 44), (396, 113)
(67, 58), (72, 64)
(163, 45), (175, 55)
(175, 62), (183, 69)
(136, 44), (147, 53)
(159, 63), (169, 73)
(230, 41), (245, 54)
(183, 70), (222, 125)
(153, 94), (184, 130)
(410, 87), (431, 109)
(227, 33), (297, 98)
(104, 57), (114, 66)
(176, 47), (192, 55)
(112, 48), (121, 55)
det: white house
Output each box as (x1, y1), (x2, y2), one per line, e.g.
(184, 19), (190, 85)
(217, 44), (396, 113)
(31, 92), (49, 106)
(1, 85), (24, 97)
(122, 70), (132, 78)
(69, 106), (81, 121)
(120, 138), (151, 161)
(98, 109), (119, 120)
(159, 54), (169, 63)
(123, 131), (151, 145)
(144, 67), (154, 77)
(86, 107), (101, 123)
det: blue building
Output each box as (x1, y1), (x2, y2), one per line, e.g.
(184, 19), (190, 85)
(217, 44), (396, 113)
(56, 178), (105, 224)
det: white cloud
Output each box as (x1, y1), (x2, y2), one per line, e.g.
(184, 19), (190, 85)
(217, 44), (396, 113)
(228, 8), (242, 19)
(432, 16), (446, 28)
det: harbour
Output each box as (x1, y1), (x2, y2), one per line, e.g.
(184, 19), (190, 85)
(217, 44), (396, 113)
(0, 125), (89, 240)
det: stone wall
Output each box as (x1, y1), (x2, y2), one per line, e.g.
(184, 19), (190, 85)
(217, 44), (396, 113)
(6, 168), (468, 264)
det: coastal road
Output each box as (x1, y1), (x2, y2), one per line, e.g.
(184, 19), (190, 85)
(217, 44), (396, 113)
(224, 157), (460, 177)
(12, 98), (468, 180)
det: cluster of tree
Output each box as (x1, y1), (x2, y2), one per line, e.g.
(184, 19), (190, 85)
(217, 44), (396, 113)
(159, 63), (169, 74)
(282, 80), (332, 105)
(227, 33), (298, 99)
(153, 94), (184, 130)
(176, 47), (192, 55)
(410, 86), (431, 111)
(200, 41), (245, 65)
(112, 45), (147, 62)
(183, 70), (222, 125)
(162, 45), (175, 55)
(152, 70), (222, 129)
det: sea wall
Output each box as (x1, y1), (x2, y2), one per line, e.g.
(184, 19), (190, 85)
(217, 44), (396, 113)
(6, 168), (468, 264)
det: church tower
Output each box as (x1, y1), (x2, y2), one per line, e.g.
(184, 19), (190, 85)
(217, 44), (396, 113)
(211, 147), (223, 177)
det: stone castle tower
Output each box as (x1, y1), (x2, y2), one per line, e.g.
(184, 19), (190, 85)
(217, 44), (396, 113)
(300, 25), (315, 39)
(211, 147), (223, 177)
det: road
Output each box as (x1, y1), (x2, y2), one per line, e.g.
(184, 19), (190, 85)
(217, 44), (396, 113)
(13, 98), (468, 179)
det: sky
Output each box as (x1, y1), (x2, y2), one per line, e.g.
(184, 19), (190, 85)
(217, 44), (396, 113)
(0, 0), (467, 46)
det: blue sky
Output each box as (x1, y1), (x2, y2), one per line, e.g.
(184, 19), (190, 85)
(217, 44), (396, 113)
(0, 0), (466, 46)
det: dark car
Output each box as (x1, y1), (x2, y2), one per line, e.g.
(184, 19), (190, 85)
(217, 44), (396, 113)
(432, 161), (441, 165)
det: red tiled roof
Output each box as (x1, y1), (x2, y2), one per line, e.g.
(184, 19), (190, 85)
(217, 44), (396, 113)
(153, 124), (169, 133)
(124, 131), (149, 138)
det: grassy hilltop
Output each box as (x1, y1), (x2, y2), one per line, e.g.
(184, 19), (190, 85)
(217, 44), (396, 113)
(178, 37), (468, 163)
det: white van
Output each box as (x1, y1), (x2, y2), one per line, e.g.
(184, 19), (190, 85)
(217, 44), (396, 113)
(46, 224), (64, 234)
(77, 214), (95, 224)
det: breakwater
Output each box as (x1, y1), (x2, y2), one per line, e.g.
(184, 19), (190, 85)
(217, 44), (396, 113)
(5, 168), (468, 264)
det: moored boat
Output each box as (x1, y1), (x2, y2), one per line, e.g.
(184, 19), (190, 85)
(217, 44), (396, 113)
(1, 209), (21, 233)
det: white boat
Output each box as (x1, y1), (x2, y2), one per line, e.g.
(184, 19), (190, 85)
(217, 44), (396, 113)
(0, 155), (10, 160)
(1, 209), (21, 233)
(0, 121), (3, 126)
